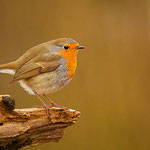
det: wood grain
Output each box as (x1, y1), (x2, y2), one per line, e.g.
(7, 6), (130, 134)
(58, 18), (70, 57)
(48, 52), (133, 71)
(0, 95), (80, 150)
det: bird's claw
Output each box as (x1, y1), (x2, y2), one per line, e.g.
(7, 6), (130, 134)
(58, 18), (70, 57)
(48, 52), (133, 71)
(43, 104), (51, 121)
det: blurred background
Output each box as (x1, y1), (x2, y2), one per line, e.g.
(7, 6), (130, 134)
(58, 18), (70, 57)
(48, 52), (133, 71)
(0, 0), (150, 150)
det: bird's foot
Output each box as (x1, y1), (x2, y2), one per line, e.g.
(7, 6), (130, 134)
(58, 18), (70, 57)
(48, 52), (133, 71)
(50, 100), (59, 107)
(51, 101), (65, 108)
(43, 104), (51, 120)
(43, 94), (63, 108)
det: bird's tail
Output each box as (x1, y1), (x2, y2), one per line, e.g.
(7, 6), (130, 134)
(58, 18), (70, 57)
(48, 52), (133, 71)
(0, 61), (17, 75)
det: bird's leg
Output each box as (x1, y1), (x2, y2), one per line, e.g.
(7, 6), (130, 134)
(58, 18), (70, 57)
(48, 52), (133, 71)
(43, 94), (58, 107)
(33, 91), (50, 119)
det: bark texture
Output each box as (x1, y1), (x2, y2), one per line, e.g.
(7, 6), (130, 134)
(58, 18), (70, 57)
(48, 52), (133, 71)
(0, 95), (80, 150)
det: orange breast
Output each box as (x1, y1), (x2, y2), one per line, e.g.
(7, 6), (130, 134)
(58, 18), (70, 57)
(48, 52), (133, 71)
(65, 51), (78, 78)
(57, 44), (78, 78)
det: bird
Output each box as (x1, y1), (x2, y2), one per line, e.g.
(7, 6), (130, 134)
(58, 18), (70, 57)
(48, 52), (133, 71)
(0, 38), (84, 118)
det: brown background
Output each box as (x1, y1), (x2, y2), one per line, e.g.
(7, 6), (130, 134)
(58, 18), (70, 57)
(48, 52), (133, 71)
(0, 0), (150, 150)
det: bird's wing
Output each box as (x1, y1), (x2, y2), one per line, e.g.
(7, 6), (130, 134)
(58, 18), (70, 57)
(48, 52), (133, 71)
(14, 41), (58, 69)
(10, 53), (61, 83)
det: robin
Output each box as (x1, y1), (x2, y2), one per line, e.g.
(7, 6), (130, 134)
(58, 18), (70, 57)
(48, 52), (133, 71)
(0, 38), (84, 118)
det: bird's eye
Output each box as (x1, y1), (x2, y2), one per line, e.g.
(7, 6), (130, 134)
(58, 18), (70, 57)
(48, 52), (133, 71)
(64, 45), (69, 50)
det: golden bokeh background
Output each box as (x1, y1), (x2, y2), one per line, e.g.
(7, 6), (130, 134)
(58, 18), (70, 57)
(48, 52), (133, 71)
(0, 0), (150, 150)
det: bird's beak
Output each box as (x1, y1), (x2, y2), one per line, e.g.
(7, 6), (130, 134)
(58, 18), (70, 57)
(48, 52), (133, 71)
(77, 45), (85, 50)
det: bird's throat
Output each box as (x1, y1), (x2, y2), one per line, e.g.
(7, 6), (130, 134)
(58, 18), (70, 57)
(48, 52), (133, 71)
(57, 50), (78, 78)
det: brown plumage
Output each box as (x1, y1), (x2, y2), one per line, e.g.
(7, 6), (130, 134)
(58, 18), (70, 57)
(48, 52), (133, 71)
(0, 38), (84, 118)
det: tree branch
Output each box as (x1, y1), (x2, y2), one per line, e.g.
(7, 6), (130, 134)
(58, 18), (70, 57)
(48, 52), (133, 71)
(0, 95), (80, 150)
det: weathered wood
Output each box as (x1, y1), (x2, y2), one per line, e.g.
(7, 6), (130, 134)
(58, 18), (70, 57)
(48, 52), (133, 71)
(0, 95), (80, 150)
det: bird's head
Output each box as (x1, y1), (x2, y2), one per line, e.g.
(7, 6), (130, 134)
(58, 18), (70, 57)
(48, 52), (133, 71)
(49, 38), (84, 57)
(49, 38), (84, 78)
